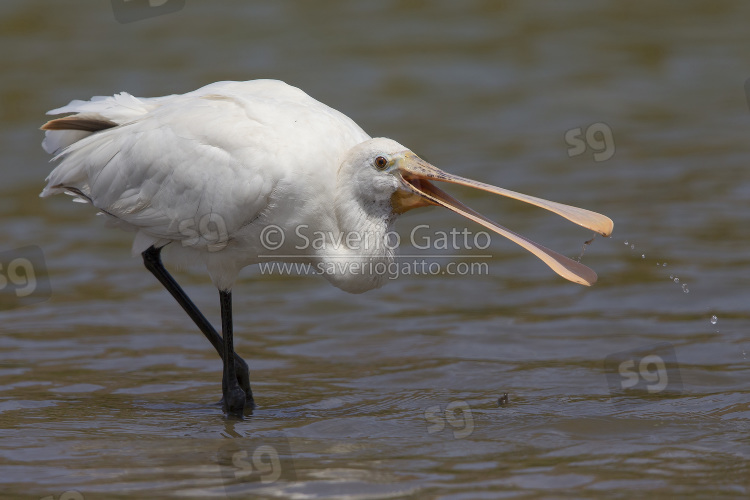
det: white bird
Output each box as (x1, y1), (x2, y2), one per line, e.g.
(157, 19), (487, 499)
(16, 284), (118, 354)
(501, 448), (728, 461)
(41, 80), (613, 416)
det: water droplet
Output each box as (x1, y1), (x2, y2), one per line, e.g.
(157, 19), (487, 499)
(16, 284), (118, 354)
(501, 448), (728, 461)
(662, 263), (667, 267)
(669, 274), (674, 279)
(673, 277), (679, 283)
(656, 262), (660, 266)
(710, 315), (718, 325)
(682, 284), (689, 293)
(641, 254), (645, 259)
(630, 244), (635, 249)
(624, 241), (628, 245)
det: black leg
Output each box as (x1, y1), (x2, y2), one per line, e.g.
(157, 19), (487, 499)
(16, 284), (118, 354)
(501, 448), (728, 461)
(142, 245), (254, 408)
(220, 290), (246, 415)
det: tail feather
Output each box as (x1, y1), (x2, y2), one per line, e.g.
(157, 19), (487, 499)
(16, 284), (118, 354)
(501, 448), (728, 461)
(42, 116), (118, 132)
(40, 91), (162, 154)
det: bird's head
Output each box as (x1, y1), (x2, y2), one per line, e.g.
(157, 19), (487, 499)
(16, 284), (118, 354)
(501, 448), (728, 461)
(339, 137), (613, 286)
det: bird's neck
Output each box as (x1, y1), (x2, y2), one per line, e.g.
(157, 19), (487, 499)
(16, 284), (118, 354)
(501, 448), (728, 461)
(316, 188), (397, 294)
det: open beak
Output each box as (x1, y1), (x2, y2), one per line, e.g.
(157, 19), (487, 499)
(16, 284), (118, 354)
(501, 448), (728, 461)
(391, 152), (613, 286)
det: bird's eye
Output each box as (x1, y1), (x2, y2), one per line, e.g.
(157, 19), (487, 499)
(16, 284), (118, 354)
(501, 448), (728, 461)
(374, 156), (388, 170)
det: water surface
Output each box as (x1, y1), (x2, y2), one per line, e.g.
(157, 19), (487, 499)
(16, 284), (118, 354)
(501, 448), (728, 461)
(1, 1), (748, 498)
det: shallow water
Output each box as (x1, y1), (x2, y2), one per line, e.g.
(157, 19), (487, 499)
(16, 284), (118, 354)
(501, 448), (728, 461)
(1, 1), (749, 498)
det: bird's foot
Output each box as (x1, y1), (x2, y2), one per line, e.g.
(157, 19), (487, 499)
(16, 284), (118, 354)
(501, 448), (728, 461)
(221, 363), (254, 417)
(216, 365), (255, 411)
(222, 385), (247, 417)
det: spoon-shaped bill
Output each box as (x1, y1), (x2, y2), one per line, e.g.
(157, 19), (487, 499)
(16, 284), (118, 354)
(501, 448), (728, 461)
(401, 154), (614, 237)
(403, 178), (598, 285)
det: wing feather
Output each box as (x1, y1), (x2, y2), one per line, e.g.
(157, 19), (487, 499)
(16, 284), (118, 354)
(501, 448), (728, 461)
(40, 80), (370, 257)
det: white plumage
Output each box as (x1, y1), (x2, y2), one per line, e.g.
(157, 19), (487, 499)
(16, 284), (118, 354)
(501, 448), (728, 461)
(40, 79), (613, 414)
(42, 80), (390, 292)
